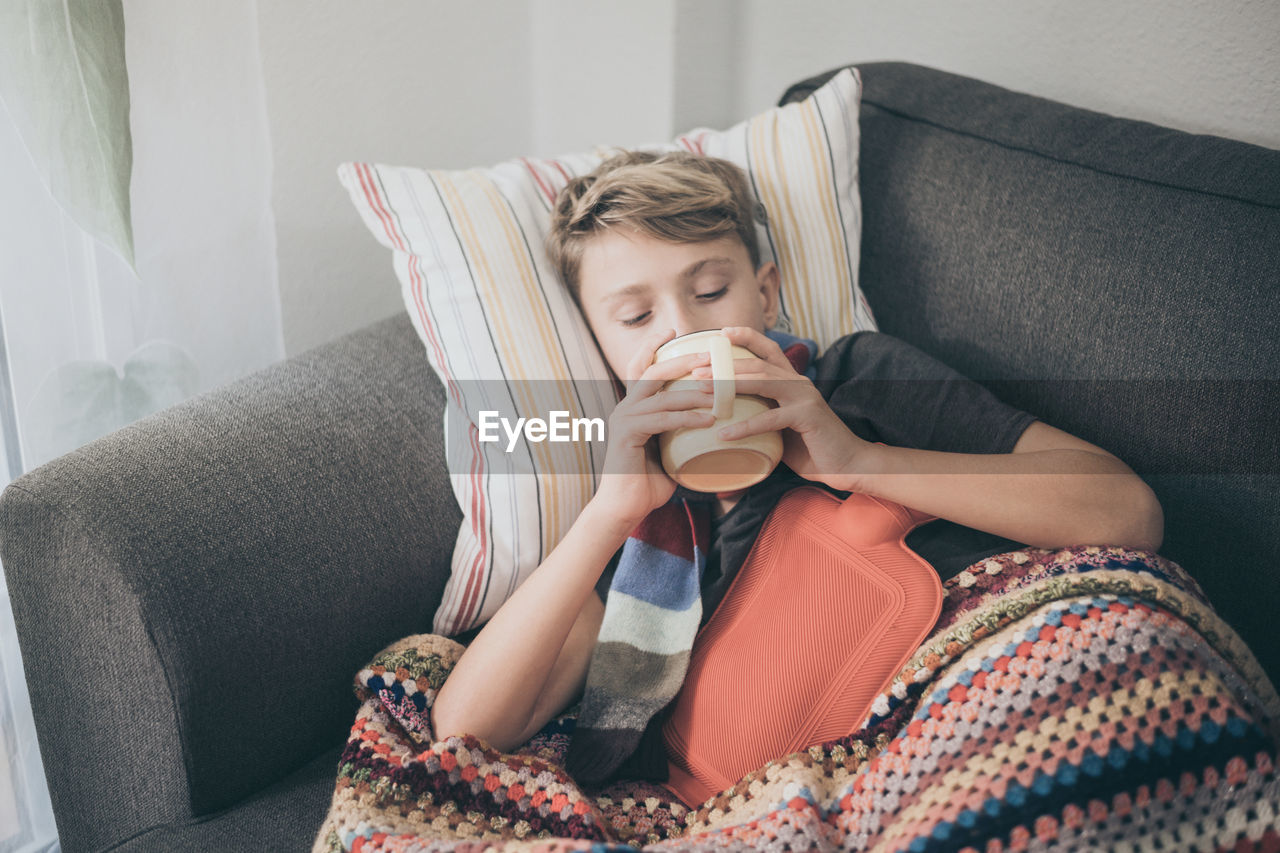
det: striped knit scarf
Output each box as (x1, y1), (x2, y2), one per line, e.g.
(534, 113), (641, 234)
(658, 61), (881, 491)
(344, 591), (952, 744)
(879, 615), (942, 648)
(565, 330), (819, 785)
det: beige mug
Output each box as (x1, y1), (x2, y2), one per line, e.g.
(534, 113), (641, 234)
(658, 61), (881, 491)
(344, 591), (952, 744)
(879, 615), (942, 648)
(653, 329), (784, 493)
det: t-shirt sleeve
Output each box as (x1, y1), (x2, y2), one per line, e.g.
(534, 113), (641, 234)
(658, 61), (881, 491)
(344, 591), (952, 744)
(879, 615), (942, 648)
(814, 331), (1036, 455)
(594, 545), (624, 604)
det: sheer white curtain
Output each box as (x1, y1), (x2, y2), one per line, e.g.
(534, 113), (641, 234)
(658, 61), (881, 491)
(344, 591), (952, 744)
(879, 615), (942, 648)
(0, 2), (283, 849)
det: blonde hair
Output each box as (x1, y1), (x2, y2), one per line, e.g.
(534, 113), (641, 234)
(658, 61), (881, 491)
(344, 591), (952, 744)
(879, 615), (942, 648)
(546, 150), (764, 304)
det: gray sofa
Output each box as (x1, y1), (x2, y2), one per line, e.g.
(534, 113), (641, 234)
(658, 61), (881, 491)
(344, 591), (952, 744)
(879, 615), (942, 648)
(3, 62), (1277, 852)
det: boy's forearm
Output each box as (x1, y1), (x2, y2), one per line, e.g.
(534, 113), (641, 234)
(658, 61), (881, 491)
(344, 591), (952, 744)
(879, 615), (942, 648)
(431, 497), (637, 748)
(845, 445), (1164, 552)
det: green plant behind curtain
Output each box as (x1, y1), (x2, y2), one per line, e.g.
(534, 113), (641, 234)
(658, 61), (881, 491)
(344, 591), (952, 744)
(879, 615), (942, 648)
(0, 0), (134, 268)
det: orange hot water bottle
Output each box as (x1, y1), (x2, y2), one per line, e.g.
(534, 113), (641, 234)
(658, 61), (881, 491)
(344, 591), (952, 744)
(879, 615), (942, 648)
(662, 486), (943, 806)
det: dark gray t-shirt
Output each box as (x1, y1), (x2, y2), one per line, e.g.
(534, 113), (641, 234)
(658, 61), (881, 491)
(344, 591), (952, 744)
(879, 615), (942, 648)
(595, 330), (1038, 618)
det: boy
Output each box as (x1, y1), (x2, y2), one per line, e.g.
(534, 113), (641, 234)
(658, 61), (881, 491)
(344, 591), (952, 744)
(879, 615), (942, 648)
(431, 150), (1163, 771)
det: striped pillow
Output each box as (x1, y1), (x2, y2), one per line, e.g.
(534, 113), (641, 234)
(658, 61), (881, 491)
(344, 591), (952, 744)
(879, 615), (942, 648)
(338, 68), (874, 636)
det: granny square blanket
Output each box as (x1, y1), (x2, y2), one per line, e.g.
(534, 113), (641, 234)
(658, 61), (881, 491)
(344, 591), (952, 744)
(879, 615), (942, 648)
(313, 546), (1280, 852)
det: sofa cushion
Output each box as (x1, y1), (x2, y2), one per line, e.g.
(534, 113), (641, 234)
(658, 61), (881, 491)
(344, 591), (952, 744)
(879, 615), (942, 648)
(108, 746), (340, 852)
(784, 62), (1280, 686)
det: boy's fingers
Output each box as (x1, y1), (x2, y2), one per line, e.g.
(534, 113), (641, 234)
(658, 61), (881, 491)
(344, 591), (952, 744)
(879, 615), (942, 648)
(720, 374), (814, 404)
(720, 326), (795, 372)
(690, 358), (792, 379)
(636, 410), (718, 436)
(612, 408), (717, 446)
(625, 328), (678, 384)
(629, 352), (711, 397)
(716, 407), (788, 441)
(624, 387), (715, 415)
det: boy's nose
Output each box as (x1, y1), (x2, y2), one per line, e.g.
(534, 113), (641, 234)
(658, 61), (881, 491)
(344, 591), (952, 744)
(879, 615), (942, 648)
(670, 312), (701, 339)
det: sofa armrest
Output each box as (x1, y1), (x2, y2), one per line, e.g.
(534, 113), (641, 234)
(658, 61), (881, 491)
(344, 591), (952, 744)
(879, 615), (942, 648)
(1, 312), (460, 852)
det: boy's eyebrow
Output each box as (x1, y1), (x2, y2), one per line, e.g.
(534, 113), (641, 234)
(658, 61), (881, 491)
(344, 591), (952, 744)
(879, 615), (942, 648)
(600, 257), (736, 305)
(682, 257), (735, 278)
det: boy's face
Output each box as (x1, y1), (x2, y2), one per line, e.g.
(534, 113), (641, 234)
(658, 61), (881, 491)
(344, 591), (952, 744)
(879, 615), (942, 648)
(577, 229), (780, 381)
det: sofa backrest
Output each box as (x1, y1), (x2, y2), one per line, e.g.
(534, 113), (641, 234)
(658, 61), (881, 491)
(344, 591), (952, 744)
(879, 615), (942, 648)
(784, 62), (1280, 686)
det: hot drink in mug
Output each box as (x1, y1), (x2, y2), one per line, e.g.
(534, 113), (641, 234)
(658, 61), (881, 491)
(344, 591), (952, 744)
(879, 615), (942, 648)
(652, 329), (784, 493)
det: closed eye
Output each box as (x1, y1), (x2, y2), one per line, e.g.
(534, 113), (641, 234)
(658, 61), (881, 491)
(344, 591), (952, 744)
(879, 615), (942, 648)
(620, 286), (729, 327)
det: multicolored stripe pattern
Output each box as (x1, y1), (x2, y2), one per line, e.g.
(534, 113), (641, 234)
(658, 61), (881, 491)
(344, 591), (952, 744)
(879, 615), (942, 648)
(336, 68), (873, 637)
(313, 546), (1280, 852)
(564, 494), (707, 786)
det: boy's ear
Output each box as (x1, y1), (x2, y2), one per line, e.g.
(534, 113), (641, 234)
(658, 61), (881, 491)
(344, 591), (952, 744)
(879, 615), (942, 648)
(757, 261), (781, 328)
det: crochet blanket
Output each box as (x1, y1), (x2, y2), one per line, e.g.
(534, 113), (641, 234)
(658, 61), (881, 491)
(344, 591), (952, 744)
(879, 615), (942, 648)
(313, 546), (1280, 852)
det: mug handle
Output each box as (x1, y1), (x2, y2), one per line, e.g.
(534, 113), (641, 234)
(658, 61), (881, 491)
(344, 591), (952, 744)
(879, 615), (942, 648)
(709, 334), (735, 420)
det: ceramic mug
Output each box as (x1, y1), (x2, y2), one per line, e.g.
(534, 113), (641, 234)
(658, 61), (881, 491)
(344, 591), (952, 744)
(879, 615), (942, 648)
(653, 329), (783, 492)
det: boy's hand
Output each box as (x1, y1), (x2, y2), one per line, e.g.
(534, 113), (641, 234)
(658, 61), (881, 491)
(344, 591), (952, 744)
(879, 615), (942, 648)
(592, 328), (718, 526)
(691, 326), (875, 492)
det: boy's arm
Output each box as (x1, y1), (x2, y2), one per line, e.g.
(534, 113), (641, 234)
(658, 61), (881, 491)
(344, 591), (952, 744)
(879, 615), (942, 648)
(714, 327), (1163, 555)
(432, 329), (715, 750)
(841, 420), (1165, 553)
(430, 497), (631, 751)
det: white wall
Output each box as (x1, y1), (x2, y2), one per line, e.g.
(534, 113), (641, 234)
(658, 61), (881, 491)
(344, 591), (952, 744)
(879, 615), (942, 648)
(527, 0), (744, 157)
(735, 0), (1280, 150)
(254, 0), (1279, 358)
(529, 0), (680, 157)
(255, 3), (534, 355)
(254, 0), (751, 356)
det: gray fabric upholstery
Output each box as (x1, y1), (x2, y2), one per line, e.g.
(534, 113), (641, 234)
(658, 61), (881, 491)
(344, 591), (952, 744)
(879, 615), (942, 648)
(785, 62), (1280, 686)
(106, 747), (339, 852)
(2, 314), (459, 851)
(4, 62), (1277, 851)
